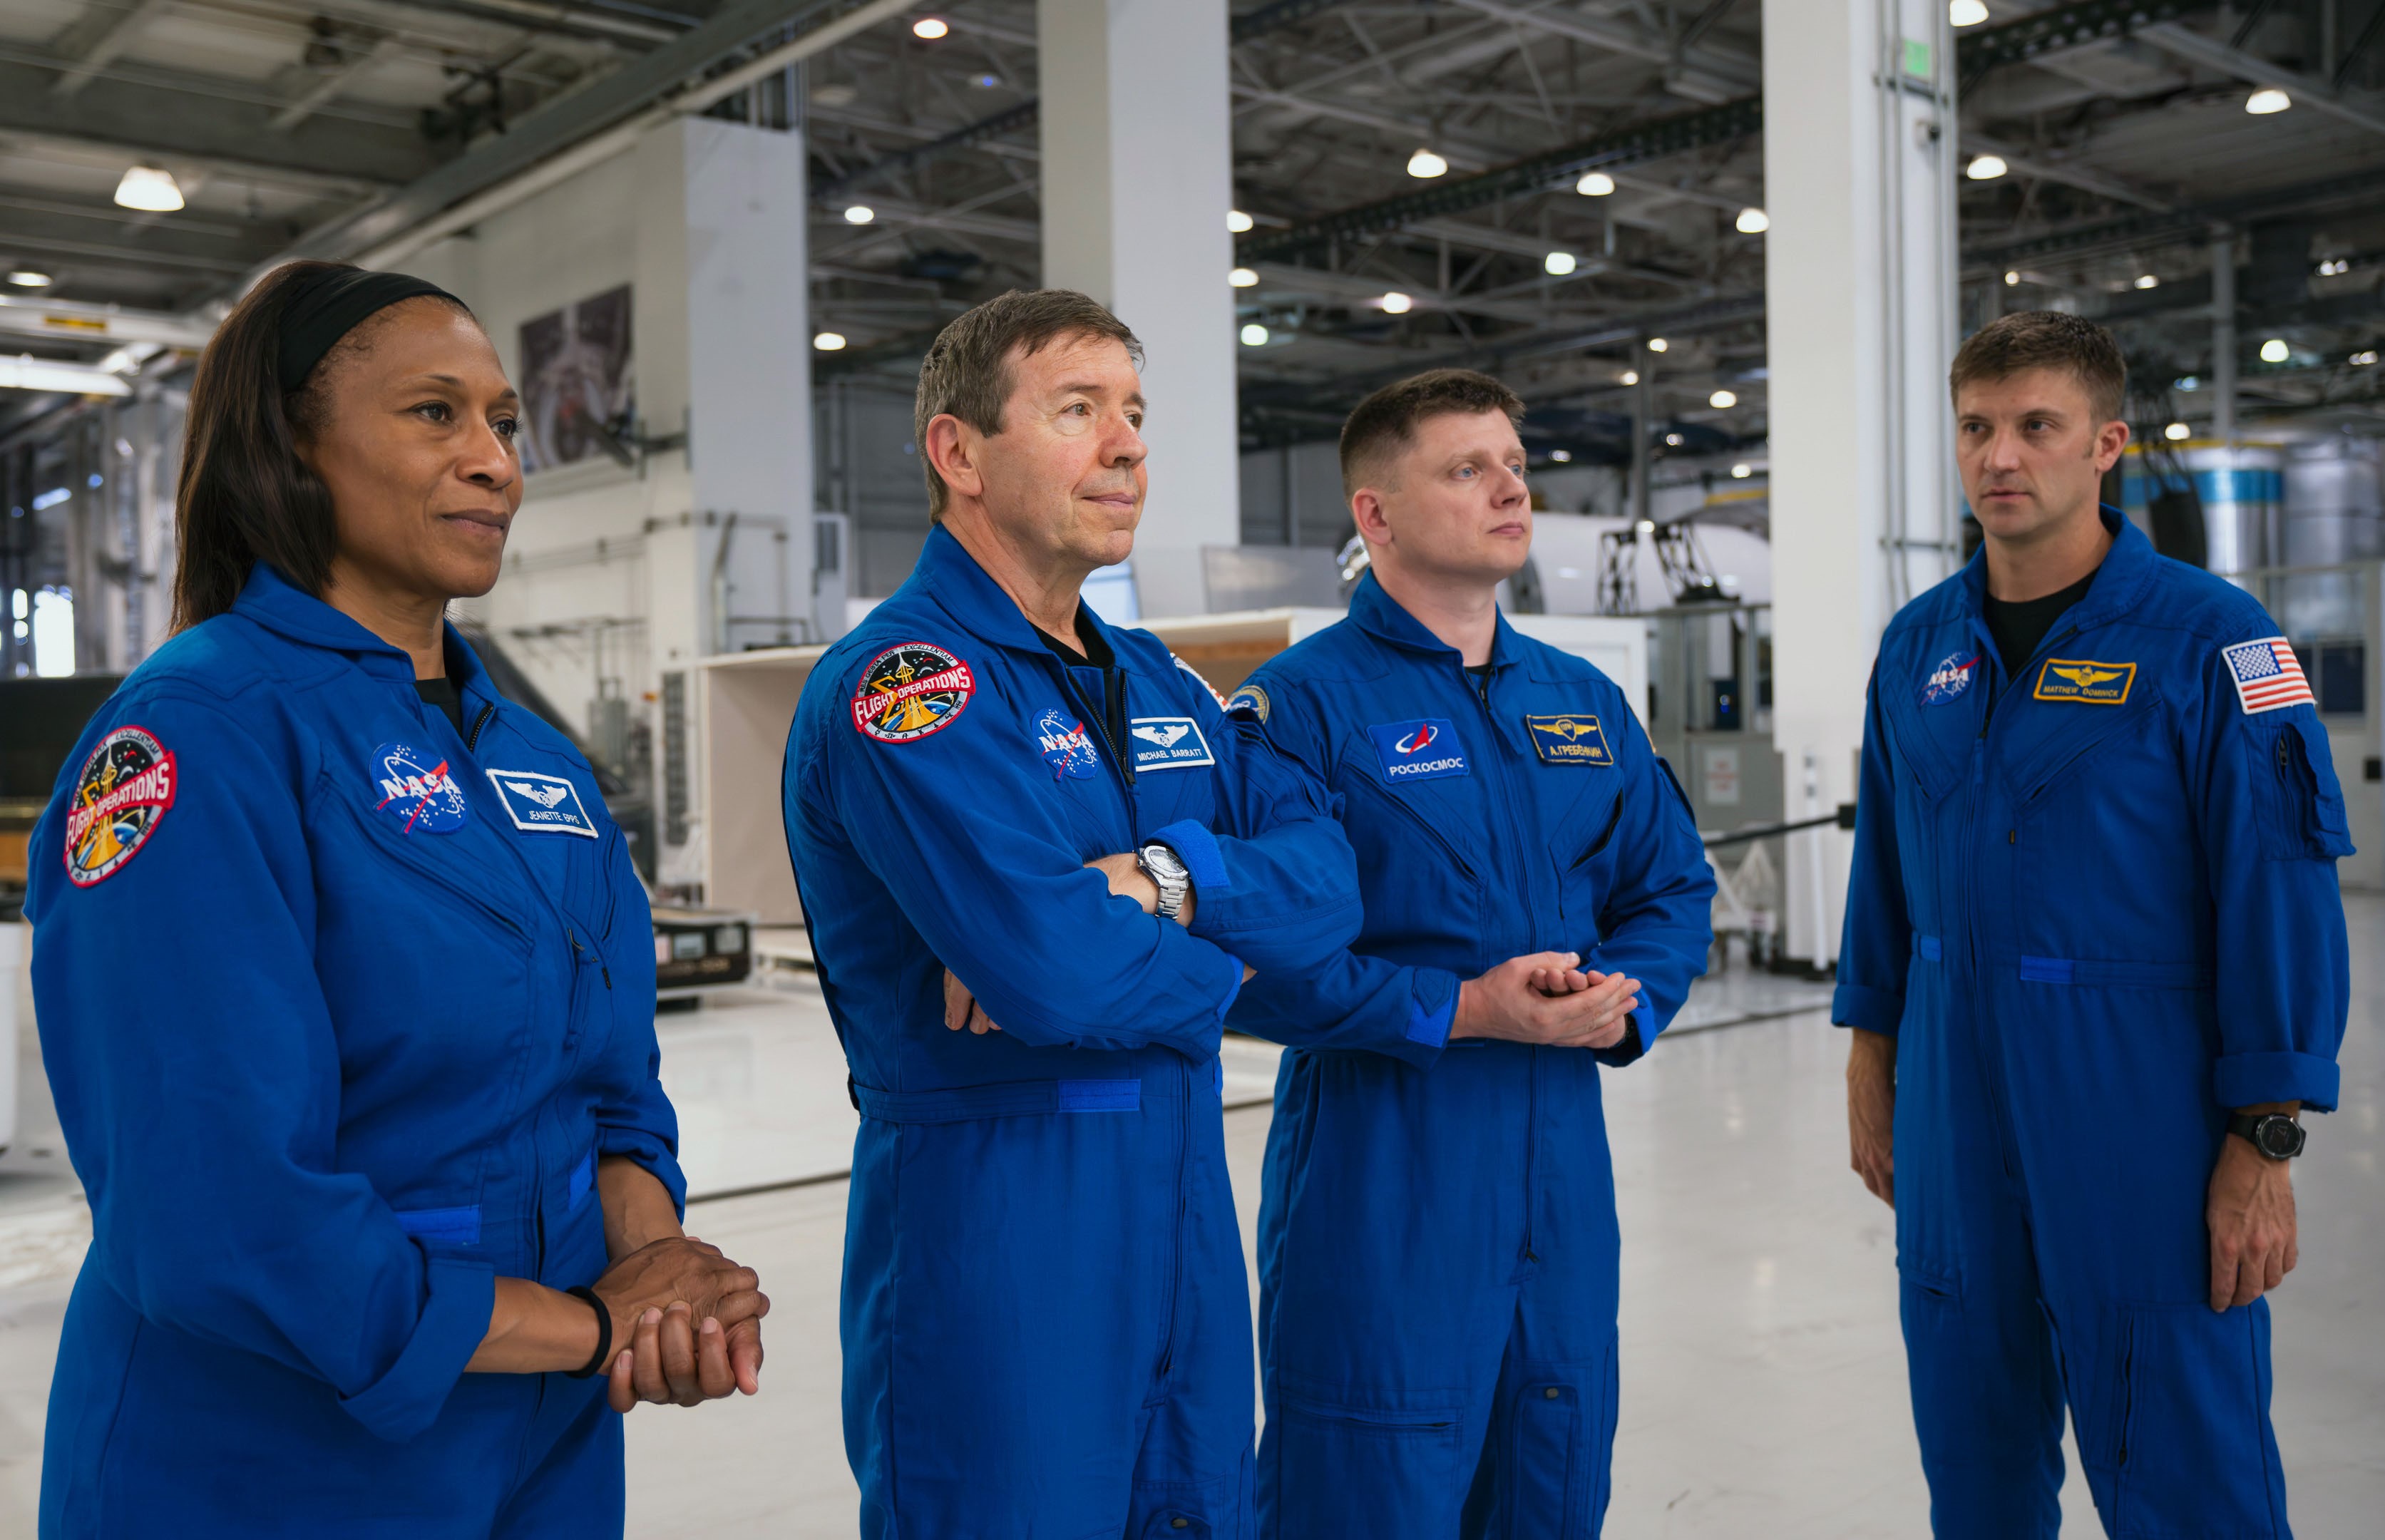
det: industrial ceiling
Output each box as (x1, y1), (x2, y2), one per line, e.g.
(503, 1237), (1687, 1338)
(3, 0), (2384, 456)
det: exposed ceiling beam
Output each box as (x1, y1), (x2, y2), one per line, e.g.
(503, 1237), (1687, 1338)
(270, 35), (406, 133)
(1249, 260), (1598, 324)
(1444, 0), (1760, 88)
(1965, 165), (2385, 268)
(50, 0), (176, 101)
(0, 294), (219, 350)
(1961, 132), (2175, 210)
(2135, 19), (2385, 138)
(0, 59), (437, 187)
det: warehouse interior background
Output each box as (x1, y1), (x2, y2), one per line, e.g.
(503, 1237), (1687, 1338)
(1, 0), (2383, 1532)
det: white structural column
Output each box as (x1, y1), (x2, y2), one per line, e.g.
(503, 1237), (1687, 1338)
(1038, 0), (1239, 616)
(635, 114), (815, 885)
(1760, 0), (1964, 966)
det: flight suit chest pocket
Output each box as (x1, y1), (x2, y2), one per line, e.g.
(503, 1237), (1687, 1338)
(1337, 754), (1485, 945)
(2252, 716), (2355, 861)
(1551, 789), (1626, 945)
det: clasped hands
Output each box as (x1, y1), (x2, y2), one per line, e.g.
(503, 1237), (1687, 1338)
(589, 1235), (770, 1412)
(1453, 951), (1641, 1049)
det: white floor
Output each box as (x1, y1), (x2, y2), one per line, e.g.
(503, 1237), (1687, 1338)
(2, 913), (2380, 1536)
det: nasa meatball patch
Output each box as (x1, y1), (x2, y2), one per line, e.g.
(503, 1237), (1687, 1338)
(63, 725), (178, 887)
(1033, 707), (1101, 780)
(1921, 650), (1978, 706)
(851, 642), (975, 744)
(484, 768), (598, 836)
(370, 741), (469, 833)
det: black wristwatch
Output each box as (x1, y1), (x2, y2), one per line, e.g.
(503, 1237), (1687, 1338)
(2227, 1112), (2306, 1161)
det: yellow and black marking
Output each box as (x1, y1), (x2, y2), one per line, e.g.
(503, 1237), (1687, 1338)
(1523, 712), (1614, 766)
(2031, 657), (2136, 705)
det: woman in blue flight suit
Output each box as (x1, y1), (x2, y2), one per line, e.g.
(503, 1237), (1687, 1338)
(26, 262), (767, 1538)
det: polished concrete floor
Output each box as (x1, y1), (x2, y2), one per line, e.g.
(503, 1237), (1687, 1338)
(1, 908), (2379, 1534)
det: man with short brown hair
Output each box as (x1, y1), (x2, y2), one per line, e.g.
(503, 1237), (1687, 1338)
(1227, 367), (1715, 1537)
(1836, 311), (2346, 1536)
(785, 289), (1363, 1536)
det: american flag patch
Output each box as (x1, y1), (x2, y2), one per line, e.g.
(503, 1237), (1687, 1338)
(2222, 637), (2315, 714)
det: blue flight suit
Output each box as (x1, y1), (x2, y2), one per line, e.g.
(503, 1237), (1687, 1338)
(782, 525), (1364, 1539)
(26, 564), (680, 1539)
(1836, 510), (2349, 1538)
(1226, 573), (1716, 1539)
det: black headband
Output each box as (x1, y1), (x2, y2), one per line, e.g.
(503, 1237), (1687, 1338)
(275, 267), (465, 391)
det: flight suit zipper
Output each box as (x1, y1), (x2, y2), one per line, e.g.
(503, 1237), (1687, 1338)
(1471, 662), (1542, 1266)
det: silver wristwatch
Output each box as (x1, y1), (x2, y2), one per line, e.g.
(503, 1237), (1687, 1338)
(1137, 842), (1191, 920)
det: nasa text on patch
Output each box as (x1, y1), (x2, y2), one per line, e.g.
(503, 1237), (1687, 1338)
(484, 768), (598, 837)
(851, 641), (975, 744)
(1034, 707), (1101, 780)
(63, 725), (177, 887)
(370, 741), (468, 833)
(1129, 717), (1214, 772)
(2032, 657), (2136, 705)
(1366, 719), (1470, 784)
(1922, 650), (1978, 706)
(1523, 713), (1615, 766)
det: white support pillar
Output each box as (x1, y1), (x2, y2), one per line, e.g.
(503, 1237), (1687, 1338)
(633, 113), (814, 887)
(1761, 0), (1963, 967)
(1038, 0), (1239, 616)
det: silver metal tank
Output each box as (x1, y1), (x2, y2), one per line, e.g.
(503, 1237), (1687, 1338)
(2282, 436), (2385, 567)
(2120, 441), (2284, 573)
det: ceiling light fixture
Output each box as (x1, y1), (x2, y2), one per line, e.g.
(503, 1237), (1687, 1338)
(2164, 421), (2192, 441)
(1227, 209), (1254, 233)
(6, 270), (51, 287)
(1406, 148), (1449, 179)
(1229, 267), (1258, 287)
(113, 166), (183, 212)
(1966, 155), (2008, 180)
(2260, 337), (2291, 363)
(911, 17), (949, 39)
(2246, 87), (2292, 114)
(1735, 207), (1769, 234)
(1380, 292), (1413, 314)
(1636, 519), (1656, 533)
(812, 332), (848, 351)
(1731, 462), (1753, 478)
(0, 355), (133, 396)
(843, 205), (874, 225)
(1620, 369), (1639, 386)
(2134, 273), (2159, 289)
(1950, 0), (1990, 24)
(1544, 251), (1578, 276)
(1646, 337), (1668, 352)
(1710, 389), (1738, 409)
(1665, 432), (1685, 446)
(1549, 449), (1572, 463)
(2317, 257), (2349, 276)
(1240, 322), (1271, 346)
(2004, 270), (2021, 285)
(1576, 171), (1616, 196)
(2353, 350), (2380, 366)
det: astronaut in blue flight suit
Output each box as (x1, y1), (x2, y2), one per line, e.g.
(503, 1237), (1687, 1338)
(1837, 312), (2345, 1538)
(782, 291), (1363, 1539)
(28, 264), (765, 1539)
(1224, 370), (1716, 1539)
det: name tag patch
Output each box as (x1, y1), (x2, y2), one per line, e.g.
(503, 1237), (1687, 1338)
(2033, 657), (2135, 705)
(1034, 707), (1101, 780)
(1129, 716), (1214, 772)
(1523, 712), (1614, 766)
(485, 768), (598, 836)
(371, 741), (468, 833)
(1367, 719), (1470, 783)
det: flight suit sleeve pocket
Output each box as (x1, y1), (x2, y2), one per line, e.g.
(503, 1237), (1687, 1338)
(2252, 717), (2354, 861)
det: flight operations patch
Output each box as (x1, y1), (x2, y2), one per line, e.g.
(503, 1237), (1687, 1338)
(63, 725), (177, 887)
(1523, 712), (1615, 766)
(2032, 657), (2135, 705)
(851, 642), (975, 744)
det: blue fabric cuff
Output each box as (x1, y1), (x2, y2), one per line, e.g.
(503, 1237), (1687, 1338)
(1405, 975), (1457, 1048)
(2214, 1050), (2341, 1114)
(1832, 982), (1904, 1037)
(1213, 952), (1246, 1025)
(337, 1255), (495, 1443)
(597, 1129), (688, 1218)
(1151, 818), (1232, 895)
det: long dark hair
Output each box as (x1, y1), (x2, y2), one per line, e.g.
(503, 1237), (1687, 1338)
(170, 260), (473, 630)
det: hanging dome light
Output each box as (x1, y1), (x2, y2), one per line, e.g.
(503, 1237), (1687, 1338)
(1735, 207), (1769, 234)
(1406, 148), (1449, 179)
(1966, 155), (2009, 180)
(1229, 267), (1258, 287)
(2260, 337), (2291, 363)
(1710, 389), (1738, 409)
(1950, 1), (1990, 25)
(1576, 171), (1616, 196)
(812, 332), (848, 351)
(2164, 421), (2192, 441)
(1227, 210), (1254, 233)
(1380, 292), (1413, 314)
(1240, 323), (1271, 346)
(2245, 87), (2292, 114)
(113, 166), (183, 212)
(1544, 251), (1578, 276)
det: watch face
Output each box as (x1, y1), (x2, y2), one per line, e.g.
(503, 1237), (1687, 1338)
(2257, 1117), (2304, 1159)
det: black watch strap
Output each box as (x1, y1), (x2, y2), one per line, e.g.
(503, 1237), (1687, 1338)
(2226, 1112), (2306, 1161)
(565, 1285), (613, 1378)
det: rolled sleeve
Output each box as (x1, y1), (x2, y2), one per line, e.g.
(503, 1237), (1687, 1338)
(1832, 980), (1907, 1037)
(335, 1257), (496, 1442)
(2214, 1049), (2341, 1114)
